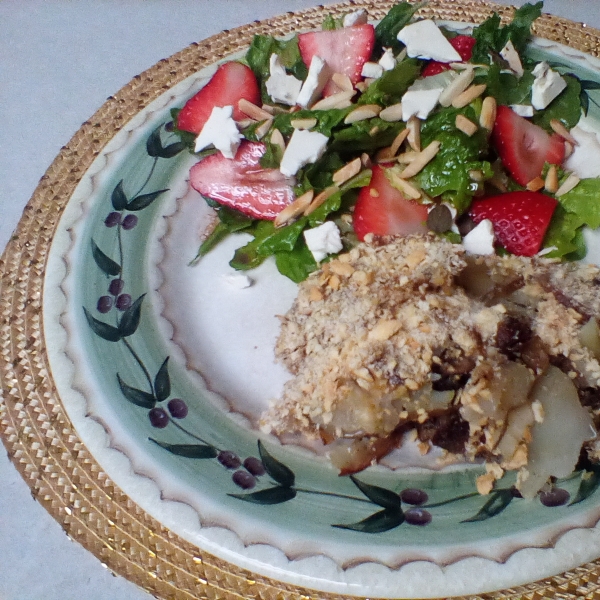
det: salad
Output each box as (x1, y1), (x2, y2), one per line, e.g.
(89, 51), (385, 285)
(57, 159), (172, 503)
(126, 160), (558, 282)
(171, 0), (600, 282)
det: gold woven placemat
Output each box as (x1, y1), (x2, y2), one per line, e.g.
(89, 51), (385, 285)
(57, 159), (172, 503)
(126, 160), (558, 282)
(3, 1), (600, 598)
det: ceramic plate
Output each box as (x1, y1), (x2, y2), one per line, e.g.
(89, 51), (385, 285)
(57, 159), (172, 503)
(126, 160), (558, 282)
(7, 2), (600, 598)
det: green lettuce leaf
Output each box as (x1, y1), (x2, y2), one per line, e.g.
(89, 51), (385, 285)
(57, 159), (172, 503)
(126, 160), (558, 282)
(374, 2), (424, 52)
(358, 58), (421, 106)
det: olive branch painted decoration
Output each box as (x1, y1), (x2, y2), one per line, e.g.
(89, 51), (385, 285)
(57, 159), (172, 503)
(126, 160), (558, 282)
(83, 122), (600, 535)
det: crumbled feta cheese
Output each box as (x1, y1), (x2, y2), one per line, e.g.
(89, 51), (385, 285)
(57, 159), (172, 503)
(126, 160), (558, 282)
(222, 273), (253, 289)
(500, 40), (524, 77)
(397, 20), (462, 63)
(463, 219), (496, 255)
(361, 61), (384, 79)
(531, 61), (567, 110)
(194, 105), (242, 158)
(402, 86), (444, 121)
(265, 54), (302, 106)
(378, 47), (396, 71)
(510, 104), (534, 117)
(343, 9), (368, 27)
(296, 55), (331, 108)
(279, 129), (329, 176)
(303, 221), (343, 262)
(565, 122), (600, 178)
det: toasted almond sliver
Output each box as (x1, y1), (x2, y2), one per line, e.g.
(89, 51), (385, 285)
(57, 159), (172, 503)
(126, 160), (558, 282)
(344, 104), (382, 124)
(333, 157), (362, 186)
(396, 150), (420, 164)
(379, 102), (404, 122)
(375, 147), (396, 163)
(480, 96), (497, 131)
(452, 83), (487, 109)
(270, 128), (286, 153)
(399, 141), (441, 179)
(455, 114), (478, 137)
(311, 90), (356, 111)
(236, 118), (257, 129)
(438, 66), (475, 107)
(564, 140), (575, 159)
(360, 152), (372, 169)
(354, 81), (369, 93)
(261, 104), (276, 115)
(304, 185), (340, 216)
(526, 176), (545, 192)
(390, 128), (410, 156)
(555, 173), (581, 197)
(291, 117), (318, 130)
(387, 170), (422, 200)
(254, 117), (274, 140)
(238, 98), (272, 121)
(274, 190), (314, 227)
(550, 119), (579, 145)
(545, 165), (559, 194)
(407, 115), (421, 152)
(331, 72), (354, 92)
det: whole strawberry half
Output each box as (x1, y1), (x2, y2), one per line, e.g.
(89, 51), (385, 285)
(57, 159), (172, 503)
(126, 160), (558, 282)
(492, 105), (565, 187)
(177, 62), (260, 134)
(353, 165), (429, 241)
(470, 190), (558, 256)
(189, 141), (295, 220)
(298, 24), (375, 96)
(422, 35), (476, 77)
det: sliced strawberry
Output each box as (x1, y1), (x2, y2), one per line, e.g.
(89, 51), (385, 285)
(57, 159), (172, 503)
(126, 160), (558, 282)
(492, 105), (565, 187)
(422, 35), (476, 77)
(298, 24), (375, 96)
(470, 191), (558, 256)
(353, 165), (429, 241)
(177, 62), (260, 134)
(189, 141), (294, 220)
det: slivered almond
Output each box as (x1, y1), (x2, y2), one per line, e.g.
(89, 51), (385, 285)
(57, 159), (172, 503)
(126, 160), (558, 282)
(387, 170), (422, 200)
(344, 104), (381, 124)
(526, 176), (545, 192)
(369, 125), (380, 136)
(390, 128), (410, 156)
(555, 173), (580, 197)
(291, 117), (317, 130)
(304, 185), (340, 216)
(550, 119), (579, 145)
(375, 147), (396, 163)
(273, 190), (314, 227)
(261, 104), (276, 115)
(311, 90), (356, 111)
(455, 114), (478, 137)
(254, 117), (274, 140)
(545, 164), (559, 193)
(238, 98), (272, 121)
(354, 81), (369, 93)
(406, 115), (421, 151)
(333, 157), (362, 185)
(438, 66), (475, 107)
(379, 102), (404, 122)
(450, 62), (488, 70)
(270, 128), (286, 153)
(398, 141), (441, 179)
(480, 96), (497, 130)
(331, 72), (354, 92)
(236, 118), (257, 129)
(564, 141), (574, 158)
(361, 153), (372, 168)
(396, 150), (420, 164)
(452, 83), (487, 109)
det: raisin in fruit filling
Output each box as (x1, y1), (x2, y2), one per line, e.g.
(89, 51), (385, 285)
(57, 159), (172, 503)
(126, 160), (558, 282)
(495, 315), (533, 359)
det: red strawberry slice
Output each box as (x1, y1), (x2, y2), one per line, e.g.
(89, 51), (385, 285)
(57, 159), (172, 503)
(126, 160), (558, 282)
(353, 165), (429, 241)
(422, 35), (476, 77)
(189, 141), (294, 220)
(177, 62), (260, 134)
(298, 24), (375, 96)
(492, 105), (565, 187)
(470, 191), (558, 256)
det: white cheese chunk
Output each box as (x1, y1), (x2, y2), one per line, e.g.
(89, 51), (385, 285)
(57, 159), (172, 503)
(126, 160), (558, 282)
(510, 104), (534, 117)
(265, 54), (302, 106)
(463, 219), (496, 255)
(222, 273), (253, 289)
(303, 221), (343, 262)
(279, 129), (329, 177)
(296, 55), (331, 108)
(531, 61), (567, 110)
(361, 61), (384, 79)
(378, 47), (397, 71)
(343, 9), (368, 27)
(500, 39), (524, 77)
(194, 105), (242, 158)
(397, 20), (462, 63)
(565, 120), (600, 178)
(402, 85), (444, 121)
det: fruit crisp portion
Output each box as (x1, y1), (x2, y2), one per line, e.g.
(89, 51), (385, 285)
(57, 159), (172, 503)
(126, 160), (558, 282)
(261, 234), (600, 497)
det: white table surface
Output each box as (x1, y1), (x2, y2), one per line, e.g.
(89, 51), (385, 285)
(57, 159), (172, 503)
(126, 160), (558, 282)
(2, 1), (600, 599)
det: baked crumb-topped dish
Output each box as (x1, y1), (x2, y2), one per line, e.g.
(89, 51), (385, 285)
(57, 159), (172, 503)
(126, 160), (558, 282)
(262, 233), (599, 497)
